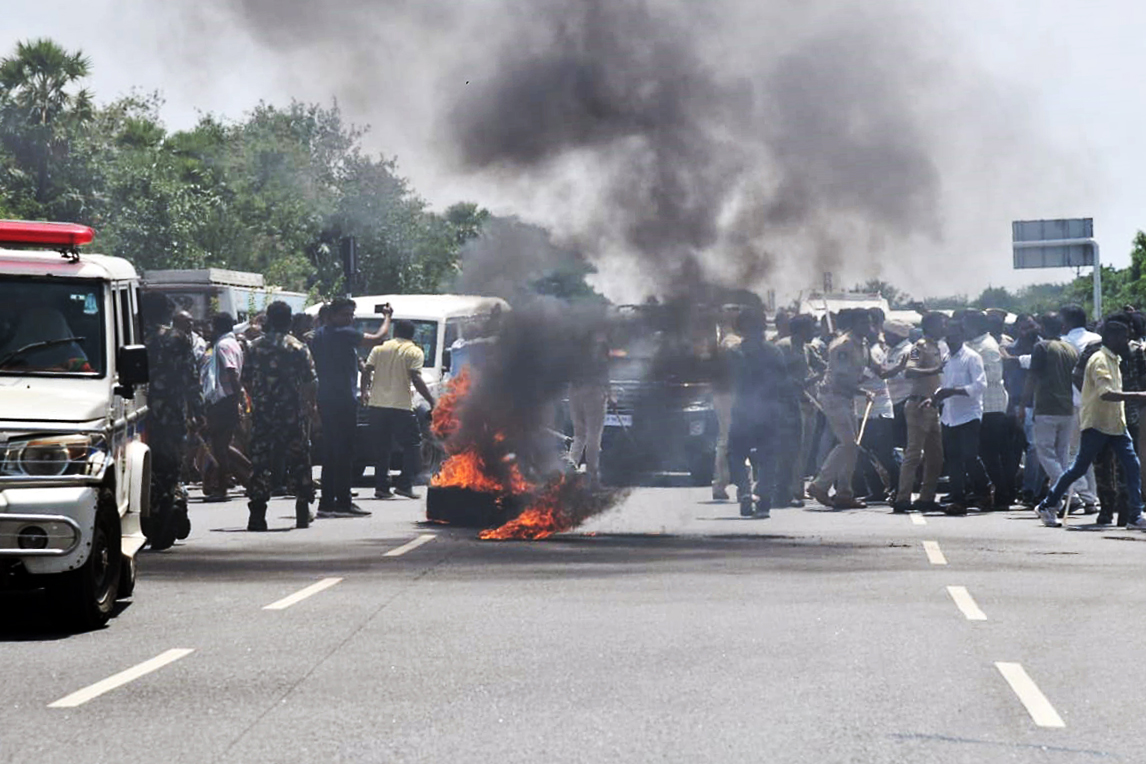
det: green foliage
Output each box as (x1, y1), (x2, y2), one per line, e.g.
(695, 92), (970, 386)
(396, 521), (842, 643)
(0, 38), (495, 301)
(0, 38), (94, 216)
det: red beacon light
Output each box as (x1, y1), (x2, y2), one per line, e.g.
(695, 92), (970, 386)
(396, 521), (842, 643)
(0, 220), (95, 251)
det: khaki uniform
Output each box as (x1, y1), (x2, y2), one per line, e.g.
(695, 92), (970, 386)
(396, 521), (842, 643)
(811, 333), (867, 498)
(895, 337), (945, 504)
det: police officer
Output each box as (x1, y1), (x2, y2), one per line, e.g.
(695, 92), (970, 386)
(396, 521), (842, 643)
(892, 312), (948, 513)
(243, 301), (319, 531)
(807, 309), (873, 509)
(141, 292), (205, 550)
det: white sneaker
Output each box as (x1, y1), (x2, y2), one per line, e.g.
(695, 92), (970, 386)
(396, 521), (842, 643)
(1038, 506), (1061, 528)
(1124, 518), (1146, 531)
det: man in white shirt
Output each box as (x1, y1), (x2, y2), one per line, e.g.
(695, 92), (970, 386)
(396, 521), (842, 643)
(932, 321), (987, 515)
(964, 310), (1011, 508)
(201, 312), (248, 501)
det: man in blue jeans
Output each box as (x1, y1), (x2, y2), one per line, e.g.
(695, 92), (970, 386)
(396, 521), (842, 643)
(1037, 318), (1146, 529)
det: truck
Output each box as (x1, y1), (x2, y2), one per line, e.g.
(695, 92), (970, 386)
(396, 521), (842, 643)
(0, 220), (151, 630)
(142, 268), (308, 324)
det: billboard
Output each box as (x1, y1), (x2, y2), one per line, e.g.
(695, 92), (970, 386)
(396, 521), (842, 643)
(1012, 218), (1095, 269)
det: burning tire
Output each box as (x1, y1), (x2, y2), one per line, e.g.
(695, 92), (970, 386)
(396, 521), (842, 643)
(425, 487), (521, 528)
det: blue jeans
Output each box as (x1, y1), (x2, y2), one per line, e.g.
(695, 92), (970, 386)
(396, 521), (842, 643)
(1045, 428), (1143, 521)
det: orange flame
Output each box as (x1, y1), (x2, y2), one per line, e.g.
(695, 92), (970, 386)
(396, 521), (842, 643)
(431, 369), (471, 442)
(430, 370), (606, 541)
(479, 475), (572, 541)
(430, 371), (533, 494)
(432, 448), (532, 494)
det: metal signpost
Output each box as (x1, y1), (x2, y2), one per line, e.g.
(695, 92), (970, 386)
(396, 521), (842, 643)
(1012, 218), (1101, 319)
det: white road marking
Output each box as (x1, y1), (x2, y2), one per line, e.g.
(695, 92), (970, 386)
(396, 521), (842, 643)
(383, 534), (437, 557)
(263, 577), (343, 610)
(910, 513), (927, 526)
(923, 540), (947, 565)
(48, 649), (194, 708)
(996, 662), (1066, 728)
(946, 585), (987, 620)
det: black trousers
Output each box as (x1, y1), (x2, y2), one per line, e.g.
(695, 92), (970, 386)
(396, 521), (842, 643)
(979, 412), (1014, 504)
(369, 407), (422, 492)
(944, 419), (986, 502)
(319, 395), (357, 508)
(729, 425), (778, 511)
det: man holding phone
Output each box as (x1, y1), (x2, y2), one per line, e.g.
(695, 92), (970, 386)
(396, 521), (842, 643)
(311, 297), (391, 516)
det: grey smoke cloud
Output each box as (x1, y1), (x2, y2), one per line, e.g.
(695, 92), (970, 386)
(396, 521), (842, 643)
(177, 0), (1086, 301)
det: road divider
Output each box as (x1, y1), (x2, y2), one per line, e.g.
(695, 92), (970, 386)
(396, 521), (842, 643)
(946, 585), (987, 620)
(383, 534), (437, 557)
(996, 662), (1066, 728)
(923, 540), (947, 565)
(264, 577), (343, 610)
(48, 648), (194, 708)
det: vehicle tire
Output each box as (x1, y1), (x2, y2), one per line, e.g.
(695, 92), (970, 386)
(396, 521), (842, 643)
(117, 554), (137, 599)
(48, 506), (122, 631)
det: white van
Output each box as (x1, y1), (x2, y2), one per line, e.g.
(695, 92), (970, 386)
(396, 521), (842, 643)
(306, 294), (509, 478)
(0, 221), (150, 630)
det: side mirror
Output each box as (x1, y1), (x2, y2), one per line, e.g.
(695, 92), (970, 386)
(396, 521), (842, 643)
(442, 349), (452, 372)
(116, 345), (149, 397)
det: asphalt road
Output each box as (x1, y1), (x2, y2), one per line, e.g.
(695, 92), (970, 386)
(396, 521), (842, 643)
(3, 484), (1145, 763)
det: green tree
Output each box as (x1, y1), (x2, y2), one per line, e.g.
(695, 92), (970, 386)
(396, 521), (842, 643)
(0, 38), (93, 216)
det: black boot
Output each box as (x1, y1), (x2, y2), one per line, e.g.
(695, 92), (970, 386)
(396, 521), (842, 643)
(247, 503), (268, 532)
(295, 498), (312, 529)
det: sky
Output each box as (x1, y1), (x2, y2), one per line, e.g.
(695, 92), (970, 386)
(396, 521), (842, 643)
(3, 0), (1142, 302)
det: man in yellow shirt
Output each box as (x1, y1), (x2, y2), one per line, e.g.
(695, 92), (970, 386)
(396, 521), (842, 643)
(361, 320), (436, 500)
(1036, 318), (1146, 529)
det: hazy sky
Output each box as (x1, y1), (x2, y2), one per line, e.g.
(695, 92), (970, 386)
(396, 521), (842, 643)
(4, 0), (1141, 300)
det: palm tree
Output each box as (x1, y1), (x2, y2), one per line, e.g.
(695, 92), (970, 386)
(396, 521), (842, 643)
(0, 38), (93, 206)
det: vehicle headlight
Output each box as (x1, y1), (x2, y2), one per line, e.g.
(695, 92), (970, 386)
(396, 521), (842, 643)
(2, 434), (105, 477)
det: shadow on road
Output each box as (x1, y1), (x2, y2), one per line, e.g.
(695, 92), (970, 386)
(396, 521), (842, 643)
(0, 591), (131, 642)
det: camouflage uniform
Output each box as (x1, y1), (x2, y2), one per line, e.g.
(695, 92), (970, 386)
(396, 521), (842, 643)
(144, 324), (205, 549)
(243, 330), (317, 527)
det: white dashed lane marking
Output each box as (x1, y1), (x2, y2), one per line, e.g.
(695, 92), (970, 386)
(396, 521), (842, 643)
(922, 540), (947, 565)
(946, 585), (987, 620)
(49, 649), (194, 708)
(264, 577), (343, 611)
(996, 662), (1066, 728)
(910, 513), (926, 525)
(383, 534), (437, 557)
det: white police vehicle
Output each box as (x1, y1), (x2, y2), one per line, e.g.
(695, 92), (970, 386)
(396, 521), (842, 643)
(0, 221), (150, 630)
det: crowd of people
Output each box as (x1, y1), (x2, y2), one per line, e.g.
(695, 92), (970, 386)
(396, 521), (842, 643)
(136, 284), (1146, 544)
(714, 303), (1146, 532)
(138, 294), (433, 547)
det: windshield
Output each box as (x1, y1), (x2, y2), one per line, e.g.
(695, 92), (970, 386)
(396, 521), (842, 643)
(608, 309), (718, 383)
(0, 278), (105, 376)
(355, 318), (438, 368)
